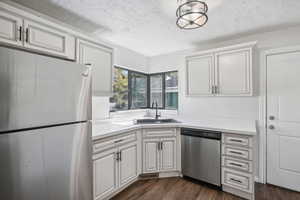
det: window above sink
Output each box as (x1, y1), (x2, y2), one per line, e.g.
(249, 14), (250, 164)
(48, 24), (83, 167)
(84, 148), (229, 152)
(110, 66), (178, 112)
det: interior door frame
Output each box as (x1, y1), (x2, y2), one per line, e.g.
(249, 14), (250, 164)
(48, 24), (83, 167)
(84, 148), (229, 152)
(259, 45), (300, 184)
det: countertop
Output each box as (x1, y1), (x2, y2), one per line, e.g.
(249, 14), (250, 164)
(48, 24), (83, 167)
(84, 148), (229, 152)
(92, 116), (257, 141)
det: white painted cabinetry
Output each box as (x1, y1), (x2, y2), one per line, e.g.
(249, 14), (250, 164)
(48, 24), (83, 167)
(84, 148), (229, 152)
(77, 39), (113, 96)
(186, 54), (214, 96)
(0, 9), (23, 46)
(160, 137), (177, 171)
(215, 48), (252, 96)
(118, 142), (138, 188)
(93, 131), (140, 200)
(221, 133), (255, 200)
(186, 42), (255, 96)
(143, 138), (160, 173)
(142, 128), (179, 174)
(0, 8), (75, 59)
(23, 20), (75, 59)
(93, 148), (118, 200)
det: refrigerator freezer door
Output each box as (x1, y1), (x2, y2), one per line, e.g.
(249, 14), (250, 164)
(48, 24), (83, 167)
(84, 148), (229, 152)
(0, 47), (91, 132)
(0, 122), (92, 200)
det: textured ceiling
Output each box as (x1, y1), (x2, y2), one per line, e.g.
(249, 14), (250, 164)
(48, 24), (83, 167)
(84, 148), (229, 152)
(10, 0), (300, 56)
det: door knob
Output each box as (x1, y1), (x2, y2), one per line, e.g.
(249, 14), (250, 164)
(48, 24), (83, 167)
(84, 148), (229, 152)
(269, 116), (275, 120)
(269, 125), (275, 130)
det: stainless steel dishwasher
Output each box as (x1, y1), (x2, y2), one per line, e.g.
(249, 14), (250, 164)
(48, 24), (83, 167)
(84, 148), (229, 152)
(181, 128), (221, 187)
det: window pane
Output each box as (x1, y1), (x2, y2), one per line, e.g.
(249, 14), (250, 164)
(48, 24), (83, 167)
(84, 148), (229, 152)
(131, 72), (147, 109)
(150, 74), (163, 107)
(165, 72), (178, 109)
(110, 68), (128, 111)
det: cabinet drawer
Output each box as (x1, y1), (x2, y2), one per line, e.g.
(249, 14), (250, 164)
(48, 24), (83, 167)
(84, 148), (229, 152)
(93, 132), (137, 153)
(222, 168), (253, 193)
(222, 156), (252, 173)
(222, 145), (252, 160)
(143, 128), (177, 138)
(223, 134), (252, 147)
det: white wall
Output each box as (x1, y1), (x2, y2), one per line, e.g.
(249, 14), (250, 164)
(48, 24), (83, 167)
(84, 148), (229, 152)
(114, 45), (149, 73)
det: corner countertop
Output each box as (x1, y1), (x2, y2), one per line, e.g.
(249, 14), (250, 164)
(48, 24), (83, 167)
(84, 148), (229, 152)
(92, 116), (257, 141)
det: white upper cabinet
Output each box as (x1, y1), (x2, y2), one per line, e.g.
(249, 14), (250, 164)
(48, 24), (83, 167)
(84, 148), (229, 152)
(23, 20), (75, 60)
(77, 39), (113, 96)
(215, 48), (252, 96)
(186, 42), (255, 97)
(0, 9), (23, 46)
(186, 54), (214, 96)
(0, 6), (76, 60)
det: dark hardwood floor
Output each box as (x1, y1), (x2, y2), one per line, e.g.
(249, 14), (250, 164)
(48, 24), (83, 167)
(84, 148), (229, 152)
(111, 177), (300, 200)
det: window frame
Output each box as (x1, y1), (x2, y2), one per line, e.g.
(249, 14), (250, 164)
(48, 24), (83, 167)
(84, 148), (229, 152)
(111, 66), (178, 111)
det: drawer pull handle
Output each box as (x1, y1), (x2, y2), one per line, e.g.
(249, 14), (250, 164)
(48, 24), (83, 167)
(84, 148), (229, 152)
(230, 178), (242, 184)
(114, 139), (124, 143)
(19, 26), (22, 41)
(229, 150), (243, 155)
(229, 162), (243, 167)
(229, 139), (244, 143)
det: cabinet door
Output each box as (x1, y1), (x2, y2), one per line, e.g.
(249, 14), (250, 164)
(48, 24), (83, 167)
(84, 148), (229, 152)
(77, 39), (113, 96)
(215, 48), (252, 96)
(23, 20), (75, 59)
(143, 139), (159, 173)
(118, 142), (138, 188)
(0, 9), (23, 46)
(93, 148), (117, 200)
(160, 138), (177, 171)
(186, 54), (214, 96)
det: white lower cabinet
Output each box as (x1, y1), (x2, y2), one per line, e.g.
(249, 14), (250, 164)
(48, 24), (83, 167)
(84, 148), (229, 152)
(143, 138), (160, 173)
(221, 133), (255, 200)
(160, 138), (177, 171)
(142, 128), (178, 174)
(93, 148), (118, 200)
(119, 143), (138, 188)
(93, 131), (140, 200)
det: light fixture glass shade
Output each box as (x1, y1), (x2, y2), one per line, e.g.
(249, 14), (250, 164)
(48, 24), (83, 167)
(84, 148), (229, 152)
(176, 0), (208, 29)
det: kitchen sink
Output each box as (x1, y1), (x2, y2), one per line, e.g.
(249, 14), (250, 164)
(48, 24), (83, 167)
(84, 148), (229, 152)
(135, 118), (180, 124)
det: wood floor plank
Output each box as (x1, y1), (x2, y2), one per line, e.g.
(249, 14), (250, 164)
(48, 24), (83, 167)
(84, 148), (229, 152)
(112, 178), (300, 200)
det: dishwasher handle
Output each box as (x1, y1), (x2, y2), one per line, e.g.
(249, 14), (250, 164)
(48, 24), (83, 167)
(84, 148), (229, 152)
(181, 129), (221, 140)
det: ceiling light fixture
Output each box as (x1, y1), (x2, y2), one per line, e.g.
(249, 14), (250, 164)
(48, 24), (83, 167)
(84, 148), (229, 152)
(176, 0), (208, 29)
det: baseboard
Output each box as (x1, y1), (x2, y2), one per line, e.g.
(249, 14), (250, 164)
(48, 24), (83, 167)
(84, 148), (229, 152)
(255, 176), (264, 183)
(159, 171), (180, 178)
(223, 185), (254, 200)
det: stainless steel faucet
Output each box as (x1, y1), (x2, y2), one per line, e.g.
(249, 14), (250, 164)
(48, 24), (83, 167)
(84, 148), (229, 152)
(151, 101), (161, 120)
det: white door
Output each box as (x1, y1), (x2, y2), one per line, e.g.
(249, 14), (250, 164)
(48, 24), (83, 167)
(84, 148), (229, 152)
(215, 48), (252, 96)
(77, 39), (113, 96)
(93, 148), (118, 200)
(0, 9), (23, 46)
(186, 54), (214, 96)
(267, 49), (300, 192)
(118, 142), (138, 187)
(23, 20), (75, 59)
(160, 138), (177, 171)
(143, 139), (159, 173)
